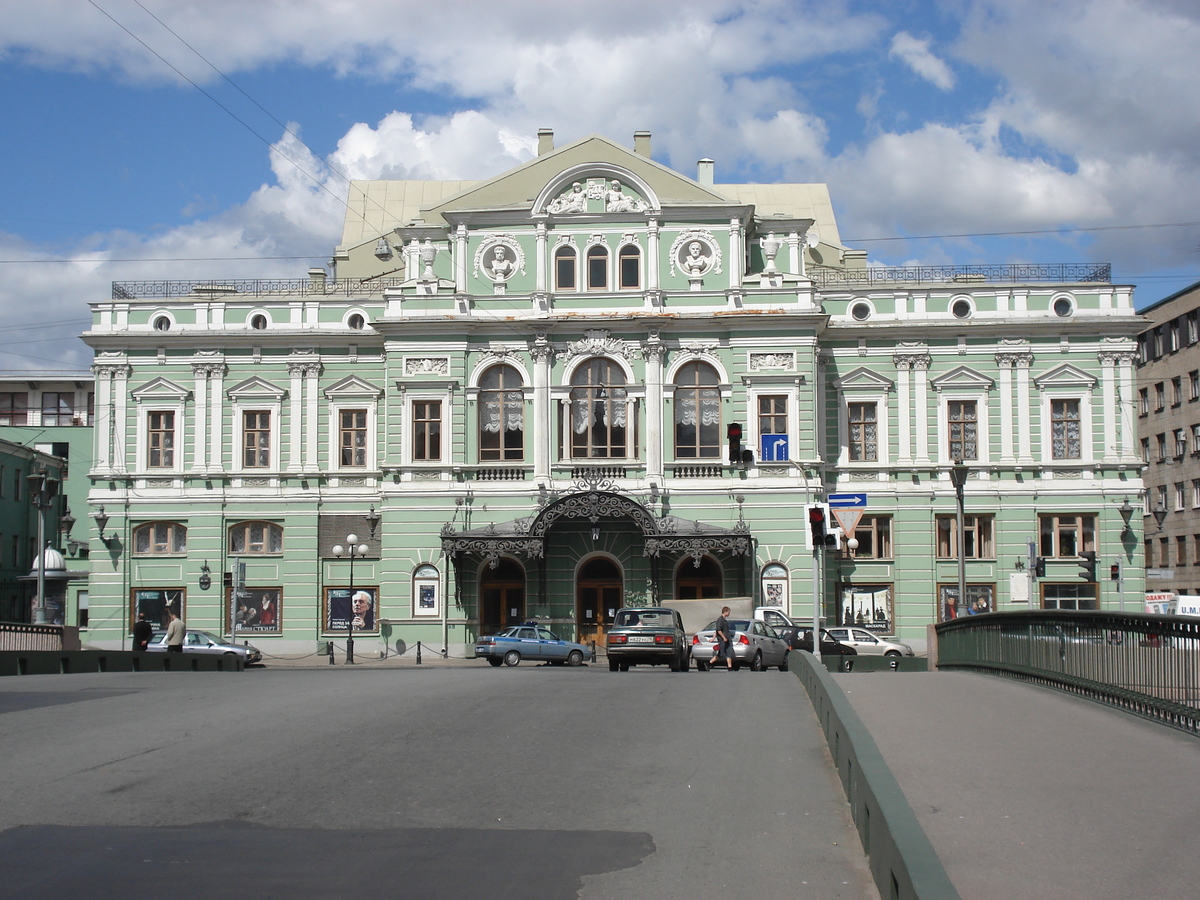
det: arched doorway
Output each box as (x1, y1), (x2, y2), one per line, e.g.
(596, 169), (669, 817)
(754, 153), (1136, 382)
(479, 558), (526, 634)
(675, 556), (724, 599)
(576, 556), (622, 648)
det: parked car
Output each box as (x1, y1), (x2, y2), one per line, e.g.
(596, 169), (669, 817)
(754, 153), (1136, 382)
(827, 627), (915, 657)
(794, 627), (858, 657)
(474, 624), (590, 667)
(753, 607), (807, 649)
(692, 618), (790, 671)
(605, 607), (689, 672)
(147, 630), (263, 664)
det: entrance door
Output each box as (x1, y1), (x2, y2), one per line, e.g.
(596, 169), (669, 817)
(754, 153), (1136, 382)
(576, 557), (622, 649)
(479, 558), (526, 634)
(675, 556), (723, 599)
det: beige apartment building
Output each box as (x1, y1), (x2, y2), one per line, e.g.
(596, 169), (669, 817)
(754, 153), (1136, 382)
(1137, 279), (1200, 597)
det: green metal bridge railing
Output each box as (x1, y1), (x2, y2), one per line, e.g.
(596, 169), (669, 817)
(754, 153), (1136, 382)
(936, 610), (1200, 737)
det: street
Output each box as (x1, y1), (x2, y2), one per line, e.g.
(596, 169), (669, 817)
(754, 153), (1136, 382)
(0, 663), (878, 899)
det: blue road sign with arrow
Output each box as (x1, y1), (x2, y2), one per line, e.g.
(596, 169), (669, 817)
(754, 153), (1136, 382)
(828, 493), (868, 508)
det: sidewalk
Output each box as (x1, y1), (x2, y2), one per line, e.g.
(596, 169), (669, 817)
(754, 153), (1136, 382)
(836, 670), (1200, 900)
(256, 648), (486, 669)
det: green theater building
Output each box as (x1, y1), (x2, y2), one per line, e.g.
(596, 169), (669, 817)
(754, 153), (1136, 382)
(80, 131), (1145, 655)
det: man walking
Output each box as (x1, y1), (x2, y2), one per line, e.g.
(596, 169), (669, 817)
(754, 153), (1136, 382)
(165, 609), (185, 653)
(132, 612), (153, 651)
(709, 606), (734, 670)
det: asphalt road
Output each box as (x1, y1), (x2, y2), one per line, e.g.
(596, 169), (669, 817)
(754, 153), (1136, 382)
(0, 662), (878, 899)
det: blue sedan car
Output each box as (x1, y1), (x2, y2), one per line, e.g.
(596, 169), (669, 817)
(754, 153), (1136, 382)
(474, 624), (590, 667)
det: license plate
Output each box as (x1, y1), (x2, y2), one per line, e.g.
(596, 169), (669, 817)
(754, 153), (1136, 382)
(629, 635), (654, 643)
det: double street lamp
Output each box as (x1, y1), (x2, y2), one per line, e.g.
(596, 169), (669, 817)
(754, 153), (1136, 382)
(331, 507), (380, 665)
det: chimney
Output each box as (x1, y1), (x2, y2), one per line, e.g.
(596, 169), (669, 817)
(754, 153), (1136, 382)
(634, 131), (652, 156)
(537, 128), (554, 156)
(697, 158), (714, 185)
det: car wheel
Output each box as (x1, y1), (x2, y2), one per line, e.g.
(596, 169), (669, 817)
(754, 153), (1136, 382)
(778, 651), (789, 672)
(567, 649), (584, 667)
(487, 657), (503, 667)
(503, 650), (521, 667)
(885, 650), (902, 658)
(609, 659), (619, 672)
(750, 651), (764, 672)
(669, 654), (681, 672)
(682, 652), (691, 672)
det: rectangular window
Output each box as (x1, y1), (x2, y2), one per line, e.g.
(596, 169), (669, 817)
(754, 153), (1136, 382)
(1192, 480), (1200, 508)
(1039, 514), (1096, 558)
(413, 400), (442, 461)
(1191, 371), (1199, 401)
(77, 591), (89, 629)
(1178, 536), (1188, 568)
(1177, 482), (1187, 511)
(86, 392), (95, 424)
(1190, 312), (1199, 345)
(0, 392), (28, 425)
(339, 409), (368, 467)
(243, 411), (271, 468)
(1154, 328), (1164, 358)
(1142, 438), (1151, 463)
(759, 395), (787, 436)
(1050, 399), (1081, 459)
(851, 516), (892, 559)
(1173, 377), (1183, 406)
(1193, 535), (1200, 566)
(1155, 383), (1165, 410)
(1139, 388), (1149, 415)
(848, 402), (878, 461)
(947, 400), (977, 460)
(1042, 583), (1098, 611)
(1157, 433), (1167, 460)
(940, 584), (995, 621)
(1157, 485), (1169, 514)
(1160, 537), (1170, 568)
(0, 465), (4, 498)
(555, 251), (575, 291)
(147, 411), (175, 468)
(1176, 429), (1188, 458)
(41, 392), (74, 425)
(1170, 322), (1182, 353)
(937, 514), (995, 559)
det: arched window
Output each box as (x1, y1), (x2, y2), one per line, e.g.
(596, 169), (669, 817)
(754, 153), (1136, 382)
(674, 361), (721, 458)
(250, 314), (268, 330)
(587, 245), (608, 290)
(228, 521), (283, 554)
(675, 556), (723, 599)
(555, 245), (577, 291)
(479, 364), (524, 461)
(413, 564), (440, 617)
(618, 244), (641, 290)
(133, 522), (186, 555)
(570, 358), (627, 458)
(761, 563), (789, 608)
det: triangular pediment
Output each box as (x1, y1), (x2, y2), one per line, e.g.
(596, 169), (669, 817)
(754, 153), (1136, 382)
(833, 367), (894, 392)
(1033, 363), (1097, 390)
(323, 374), (383, 400)
(227, 376), (287, 401)
(930, 366), (995, 392)
(130, 377), (190, 401)
(425, 135), (731, 219)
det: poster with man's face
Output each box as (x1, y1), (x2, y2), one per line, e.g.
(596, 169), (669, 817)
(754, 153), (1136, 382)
(325, 587), (378, 634)
(228, 587), (283, 634)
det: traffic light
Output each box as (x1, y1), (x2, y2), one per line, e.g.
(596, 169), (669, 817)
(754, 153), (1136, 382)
(807, 504), (827, 549)
(1034, 557), (1046, 578)
(1110, 561), (1121, 582)
(1078, 550), (1097, 581)
(727, 423), (743, 465)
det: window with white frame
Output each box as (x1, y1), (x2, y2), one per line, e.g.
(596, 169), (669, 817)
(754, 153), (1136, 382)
(554, 245), (577, 291)
(1190, 312), (1199, 344)
(947, 400), (977, 460)
(848, 402), (878, 461)
(1157, 433), (1167, 460)
(1176, 482), (1187, 511)
(1173, 377), (1183, 406)
(479, 364), (524, 462)
(243, 411), (271, 468)
(757, 394), (789, 462)
(229, 521), (283, 555)
(760, 563), (789, 609)
(133, 522), (187, 555)
(1139, 388), (1149, 415)
(569, 358), (628, 458)
(147, 411), (175, 468)
(1155, 382), (1165, 410)
(618, 244), (641, 290)
(1156, 485), (1169, 514)
(413, 564), (440, 617)
(413, 400), (442, 462)
(1176, 429), (1188, 458)
(673, 361), (720, 459)
(586, 245), (608, 290)
(340, 409), (368, 467)
(1050, 399), (1082, 459)
(1142, 438), (1151, 463)
(1193, 424), (1200, 450)
(1191, 371), (1199, 401)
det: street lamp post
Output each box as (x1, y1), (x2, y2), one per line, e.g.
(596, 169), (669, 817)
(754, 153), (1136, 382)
(332, 534), (369, 664)
(949, 457), (969, 617)
(26, 470), (59, 626)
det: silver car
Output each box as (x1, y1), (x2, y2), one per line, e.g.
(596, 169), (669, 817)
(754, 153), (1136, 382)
(691, 618), (790, 671)
(147, 629), (263, 664)
(827, 627), (915, 658)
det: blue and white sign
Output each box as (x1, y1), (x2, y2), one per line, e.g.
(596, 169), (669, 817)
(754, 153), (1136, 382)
(760, 434), (789, 462)
(828, 492), (868, 508)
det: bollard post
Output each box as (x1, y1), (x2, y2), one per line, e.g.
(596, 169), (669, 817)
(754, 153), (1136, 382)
(590, 640), (597, 663)
(328, 640), (335, 665)
(416, 641), (422, 665)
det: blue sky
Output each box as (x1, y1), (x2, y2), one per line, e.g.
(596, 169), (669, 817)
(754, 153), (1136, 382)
(2, 0), (1199, 370)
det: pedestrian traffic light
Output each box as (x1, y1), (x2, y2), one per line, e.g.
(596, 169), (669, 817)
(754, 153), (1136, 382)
(1110, 561), (1121, 582)
(1034, 557), (1046, 578)
(807, 504), (827, 549)
(1078, 550), (1097, 581)
(727, 423), (743, 465)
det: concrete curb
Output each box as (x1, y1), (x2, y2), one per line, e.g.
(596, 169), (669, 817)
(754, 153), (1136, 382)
(793, 652), (961, 900)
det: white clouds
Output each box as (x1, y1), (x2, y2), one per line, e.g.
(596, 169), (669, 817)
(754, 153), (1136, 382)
(889, 32), (956, 90)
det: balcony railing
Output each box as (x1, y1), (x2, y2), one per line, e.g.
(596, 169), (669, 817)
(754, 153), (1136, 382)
(936, 610), (1200, 736)
(811, 262), (1111, 287)
(111, 278), (409, 299)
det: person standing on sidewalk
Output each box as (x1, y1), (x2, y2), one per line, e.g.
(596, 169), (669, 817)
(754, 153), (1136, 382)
(132, 613), (153, 651)
(165, 609), (185, 653)
(709, 606), (734, 670)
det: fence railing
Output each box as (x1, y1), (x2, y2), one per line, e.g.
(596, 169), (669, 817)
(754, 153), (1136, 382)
(811, 262), (1111, 287)
(936, 610), (1200, 736)
(0, 623), (64, 652)
(112, 278), (409, 299)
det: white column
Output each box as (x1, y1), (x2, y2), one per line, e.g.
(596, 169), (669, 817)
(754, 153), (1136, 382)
(1099, 353), (1117, 463)
(288, 363), (305, 472)
(91, 364), (120, 472)
(208, 365), (225, 472)
(788, 232), (801, 276)
(645, 333), (664, 478)
(1015, 357), (1033, 464)
(191, 365), (209, 471)
(729, 218), (742, 289)
(113, 366), (130, 473)
(894, 358), (912, 465)
(535, 222), (547, 293)
(1115, 351), (1137, 459)
(305, 365), (320, 471)
(647, 219), (660, 291)
(455, 224), (469, 292)
(913, 356), (931, 463)
(996, 356), (1015, 464)
(532, 336), (552, 481)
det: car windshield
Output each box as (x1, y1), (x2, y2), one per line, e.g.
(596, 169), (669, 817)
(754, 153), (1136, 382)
(614, 609), (671, 627)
